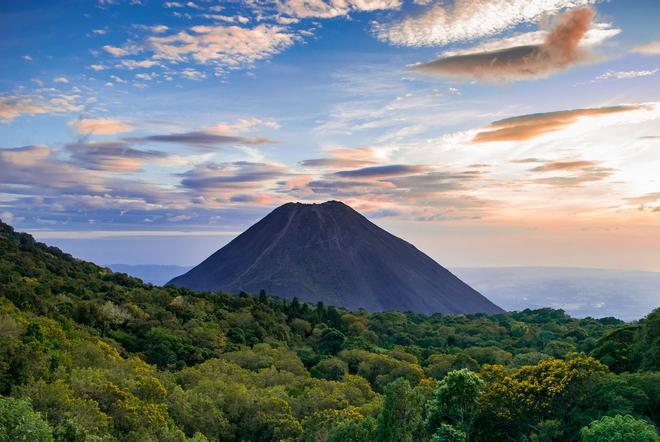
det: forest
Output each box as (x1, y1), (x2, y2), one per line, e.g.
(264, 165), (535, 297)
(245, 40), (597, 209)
(0, 219), (658, 441)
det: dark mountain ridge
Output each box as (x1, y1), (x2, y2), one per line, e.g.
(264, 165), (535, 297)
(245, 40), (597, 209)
(169, 201), (503, 315)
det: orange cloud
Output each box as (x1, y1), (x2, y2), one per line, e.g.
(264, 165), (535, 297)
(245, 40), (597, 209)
(633, 41), (660, 55)
(300, 147), (378, 169)
(286, 175), (313, 190)
(414, 8), (597, 82)
(69, 118), (133, 135)
(531, 160), (597, 172)
(473, 104), (645, 142)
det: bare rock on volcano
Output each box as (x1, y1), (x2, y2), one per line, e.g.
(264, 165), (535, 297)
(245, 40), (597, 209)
(169, 201), (504, 315)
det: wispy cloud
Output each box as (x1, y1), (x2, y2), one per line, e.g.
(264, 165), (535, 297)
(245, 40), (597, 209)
(147, 23), (296, 69)
(300, 146), (377, 169)
(275, 0), (402, 19)
(595, 69), (658, 81)
(530, 160), (597, 172)
(473, 104), (648, 142)
(69, 118), (133, 135)
(633, 41), (660, 55)
(65, 141), (169, 172)
(1, 93), (83, 122)
(374, 0), (596, 46)
(179, 161), (288, 192)
(132, 131), (275, 147)
(335, 164), (427, 178)
(413, 8), (604, 82)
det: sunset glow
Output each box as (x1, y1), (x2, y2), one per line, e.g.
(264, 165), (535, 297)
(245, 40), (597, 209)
(1, 0), (659, 270)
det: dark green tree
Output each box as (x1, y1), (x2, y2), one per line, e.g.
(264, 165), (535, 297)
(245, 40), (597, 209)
(377, 378), (424, 442)
(580, 415), (658, 442)
(426, 369), (484, 442)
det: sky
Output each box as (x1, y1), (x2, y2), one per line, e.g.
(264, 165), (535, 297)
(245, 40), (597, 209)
(1, 0), (659, 270)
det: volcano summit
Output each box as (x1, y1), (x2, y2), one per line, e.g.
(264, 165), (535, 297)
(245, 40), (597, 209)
(169, 201), (503, 315)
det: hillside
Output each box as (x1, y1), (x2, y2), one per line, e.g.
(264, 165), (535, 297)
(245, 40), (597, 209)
(169, 201), (503, 315)
(0, 219), (658, 441)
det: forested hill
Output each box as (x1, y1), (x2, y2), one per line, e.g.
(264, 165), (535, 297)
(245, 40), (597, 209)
(0, 219), (658, 441)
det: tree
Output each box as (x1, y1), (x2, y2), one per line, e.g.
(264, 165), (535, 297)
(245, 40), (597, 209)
(311, 357), (348, 380)
(580, 415), (658, 442)
(301, 407), (366, 442)
(432, 423), (466, 442)
(426, 369), (483, 442)
(479, 354), (609, 439)
(329, 416), (377, 442)
(377, 378), (424, 442)
(317, 328), (346, 356)
(426, 354), (479, 380)
(0, 396), (54, 442)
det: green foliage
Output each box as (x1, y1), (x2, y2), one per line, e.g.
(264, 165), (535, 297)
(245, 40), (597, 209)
(426, 369), (483, 441)
(591, 308), (660, 373)
(310, 357), (348, 380)
(580, 414), (659, 442)
(0, 221), (658, 441)
(328, 415), (377, 442)
(0, 396), (54, 442)
(377, 378), (427, 442)
(432, 423), (466, 442)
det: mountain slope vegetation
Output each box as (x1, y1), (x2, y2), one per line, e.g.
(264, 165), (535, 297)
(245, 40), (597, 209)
(0, 220), (658, 441)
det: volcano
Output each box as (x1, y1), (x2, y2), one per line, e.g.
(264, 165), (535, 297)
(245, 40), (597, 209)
(169, 201), (503, 315)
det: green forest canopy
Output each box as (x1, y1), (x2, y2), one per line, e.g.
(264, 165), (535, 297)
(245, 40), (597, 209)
(0, 220), (658, 441)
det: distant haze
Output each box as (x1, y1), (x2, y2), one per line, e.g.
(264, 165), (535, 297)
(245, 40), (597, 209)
(109, 263), (659, 321)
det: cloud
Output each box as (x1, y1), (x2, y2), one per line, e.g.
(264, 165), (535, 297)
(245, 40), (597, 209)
(229, 194), (274, 204)
(335, 164), (427, 178)
(473, 104), (647, 142)
(180, 68), (206, 80)
(533, 167), (615, 187)
(301, 158), (374, 168)
(179, 161), (287, 190)
(510, 158), (545, 163)
(439, 22), (619, 58)
(147, 24), (296, 69)
(0, 93), (82, 122)
(626, 193), (660, 205)
(530, 160), (597, 172)
(413, 8), (599, 82)
(300, 146), (377, 169)
(134, 131), (274, 147)
(69, 118), (133, 135)
(53, 76), (70, 84)
(103, 45), (130, 57)
(120, 59), (159, 69)
(514, 157), (616, 187)
(0, 145), (52, 167)
(65, 141), (168, 172)
(0, 145), (101, 192)
(0, 145), (184, 210)
(595, 69), (658, 81)
(633, 41), (660, 55)
(374, 0), (595, 46)
(275, 0), (402, 19)
(209, 118), (280, 135)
